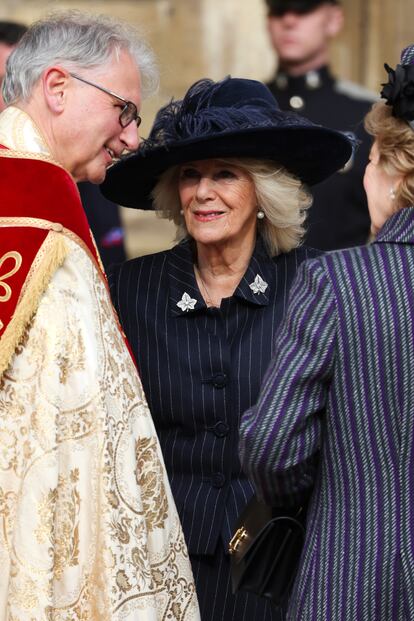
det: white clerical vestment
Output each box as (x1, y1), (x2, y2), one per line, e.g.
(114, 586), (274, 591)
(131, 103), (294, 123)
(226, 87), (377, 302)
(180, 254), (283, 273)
(0, 107), (200, 621)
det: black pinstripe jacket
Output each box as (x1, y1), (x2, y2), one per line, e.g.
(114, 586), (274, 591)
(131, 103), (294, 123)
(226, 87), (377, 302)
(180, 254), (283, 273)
(109, 236), (320, 555)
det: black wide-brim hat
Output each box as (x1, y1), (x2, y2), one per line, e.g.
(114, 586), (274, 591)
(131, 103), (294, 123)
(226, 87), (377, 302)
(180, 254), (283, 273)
(101, 77), (353, 209)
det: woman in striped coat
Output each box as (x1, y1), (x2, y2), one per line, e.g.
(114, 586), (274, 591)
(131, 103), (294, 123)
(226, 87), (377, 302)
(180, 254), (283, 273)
(240, 45), (414, 620)
(101, 77), (352, 620)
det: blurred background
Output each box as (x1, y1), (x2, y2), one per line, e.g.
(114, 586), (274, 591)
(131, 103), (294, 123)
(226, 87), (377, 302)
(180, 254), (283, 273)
(1, 0), (411, 257)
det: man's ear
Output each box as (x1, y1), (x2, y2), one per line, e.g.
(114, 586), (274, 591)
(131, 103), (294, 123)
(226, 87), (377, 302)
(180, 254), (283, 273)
(42, 67), (69, 113)
(326, 6), (344, 39)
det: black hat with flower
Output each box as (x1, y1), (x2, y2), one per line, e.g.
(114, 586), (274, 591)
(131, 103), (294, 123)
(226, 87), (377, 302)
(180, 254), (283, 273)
(381, 44), (414, 129)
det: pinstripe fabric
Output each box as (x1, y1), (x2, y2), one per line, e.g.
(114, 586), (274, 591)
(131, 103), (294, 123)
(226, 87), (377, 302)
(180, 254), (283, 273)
(190, 543), (284, 621)
(240, 207), (414, 620)
(109, 236), (319, 619)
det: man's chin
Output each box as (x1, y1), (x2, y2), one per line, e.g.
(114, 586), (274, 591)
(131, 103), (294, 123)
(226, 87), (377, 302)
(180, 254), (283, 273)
(85, 168), (107, 185)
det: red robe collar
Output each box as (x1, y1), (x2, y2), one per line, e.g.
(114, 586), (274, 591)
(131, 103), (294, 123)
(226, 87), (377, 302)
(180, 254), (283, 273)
(0, 148), (101, 268)
(0, 149), (137, 372)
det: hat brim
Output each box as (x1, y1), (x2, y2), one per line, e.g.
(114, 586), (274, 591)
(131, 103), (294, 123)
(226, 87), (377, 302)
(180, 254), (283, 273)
(101, 125), (352, 209)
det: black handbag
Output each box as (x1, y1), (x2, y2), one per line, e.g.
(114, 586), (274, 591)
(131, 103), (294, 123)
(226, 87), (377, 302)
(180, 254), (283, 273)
(228, 495), (307, 607)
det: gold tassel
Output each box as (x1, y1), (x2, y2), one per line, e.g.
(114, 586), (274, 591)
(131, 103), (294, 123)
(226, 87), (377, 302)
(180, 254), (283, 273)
(0, 231), (68, 378)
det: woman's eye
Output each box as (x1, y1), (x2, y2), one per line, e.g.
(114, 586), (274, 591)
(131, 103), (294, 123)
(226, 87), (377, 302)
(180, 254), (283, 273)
(180, 168), (200, 180)
(216, 169), (236, 180)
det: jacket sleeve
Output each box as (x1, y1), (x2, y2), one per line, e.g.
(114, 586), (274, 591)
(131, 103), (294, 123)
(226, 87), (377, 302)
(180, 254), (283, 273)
(239, 257), (337, 505)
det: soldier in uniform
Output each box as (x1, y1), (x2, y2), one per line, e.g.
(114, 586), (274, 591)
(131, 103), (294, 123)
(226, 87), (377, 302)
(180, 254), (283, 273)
(265, 0), (376, 249)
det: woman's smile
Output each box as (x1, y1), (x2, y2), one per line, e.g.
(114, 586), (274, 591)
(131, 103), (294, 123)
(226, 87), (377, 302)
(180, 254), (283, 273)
(192, 208), (226, 222)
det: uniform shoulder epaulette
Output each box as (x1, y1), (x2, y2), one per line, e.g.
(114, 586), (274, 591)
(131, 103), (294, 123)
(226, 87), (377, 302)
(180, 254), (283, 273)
(335, 79), (378, 103)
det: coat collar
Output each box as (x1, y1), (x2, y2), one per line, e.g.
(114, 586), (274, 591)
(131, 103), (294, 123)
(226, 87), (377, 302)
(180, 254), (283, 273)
(374, 206), (414, 245)
(272, 65), (334, 93)
(0, 106), (103, 271)
(0, 106), (56, 162)
(168, 236), (274, 316)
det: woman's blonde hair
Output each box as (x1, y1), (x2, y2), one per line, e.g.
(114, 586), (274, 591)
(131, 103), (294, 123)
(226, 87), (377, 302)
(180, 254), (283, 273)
(365, 101), (414, 208)
(151, 158), (312, 256)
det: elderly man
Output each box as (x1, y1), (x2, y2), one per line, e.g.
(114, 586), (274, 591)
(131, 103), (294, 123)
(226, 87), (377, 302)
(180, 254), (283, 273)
(0, 19), (127, 271)
(0, 11), (199, 620)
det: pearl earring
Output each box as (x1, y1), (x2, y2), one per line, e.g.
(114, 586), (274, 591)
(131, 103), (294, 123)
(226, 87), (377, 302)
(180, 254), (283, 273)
(180, 209), (184, 215)
(389, 188), (396, 200)
(257, 210), (265, 220)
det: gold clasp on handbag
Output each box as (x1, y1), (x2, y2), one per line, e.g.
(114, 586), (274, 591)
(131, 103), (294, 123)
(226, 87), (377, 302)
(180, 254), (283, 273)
(229, 526), (248, 554)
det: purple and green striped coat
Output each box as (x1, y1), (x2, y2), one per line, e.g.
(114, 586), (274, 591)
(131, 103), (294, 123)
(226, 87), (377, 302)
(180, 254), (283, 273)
(240, 206), (414, 620)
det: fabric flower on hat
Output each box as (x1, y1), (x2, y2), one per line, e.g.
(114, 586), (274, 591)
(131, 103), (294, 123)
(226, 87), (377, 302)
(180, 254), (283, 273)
(381, 58), (414, 124)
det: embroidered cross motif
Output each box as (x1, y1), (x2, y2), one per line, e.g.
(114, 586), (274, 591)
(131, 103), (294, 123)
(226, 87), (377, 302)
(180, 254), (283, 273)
(177, 292), (197, 312)
(249, 274), (268, 294)
(0, 251), (23, 302)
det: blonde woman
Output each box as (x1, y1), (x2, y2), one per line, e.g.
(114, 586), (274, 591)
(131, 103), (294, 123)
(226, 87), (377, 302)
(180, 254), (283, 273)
(102, 76), (352, 620)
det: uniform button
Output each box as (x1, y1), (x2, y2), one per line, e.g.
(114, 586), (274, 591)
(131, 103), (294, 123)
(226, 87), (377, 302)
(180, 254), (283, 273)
(306, 70), (321, 89)
(212, 421), (229, 437)
(211, 473), (226, 488)
(289, 95), (305, 110)
(212, 372), (228, 388)
(275, 73), (288, 89)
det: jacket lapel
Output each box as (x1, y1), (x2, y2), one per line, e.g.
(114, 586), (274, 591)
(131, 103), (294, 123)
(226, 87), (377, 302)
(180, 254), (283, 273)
(167, 236), (274, 316)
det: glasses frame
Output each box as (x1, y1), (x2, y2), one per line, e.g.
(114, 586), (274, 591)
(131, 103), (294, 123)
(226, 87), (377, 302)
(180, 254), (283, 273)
(69, 72), (141, 128)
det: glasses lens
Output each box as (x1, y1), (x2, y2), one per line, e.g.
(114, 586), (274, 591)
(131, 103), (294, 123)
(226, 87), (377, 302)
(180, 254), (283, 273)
(120, 103), (141, 128)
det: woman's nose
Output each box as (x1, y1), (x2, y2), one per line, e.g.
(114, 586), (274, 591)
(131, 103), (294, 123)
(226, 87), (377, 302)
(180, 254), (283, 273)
(195, 176), (215, 200)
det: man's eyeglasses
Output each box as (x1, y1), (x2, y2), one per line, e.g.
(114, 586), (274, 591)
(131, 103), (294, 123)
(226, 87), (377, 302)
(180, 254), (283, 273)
(70, 72), (141, 128)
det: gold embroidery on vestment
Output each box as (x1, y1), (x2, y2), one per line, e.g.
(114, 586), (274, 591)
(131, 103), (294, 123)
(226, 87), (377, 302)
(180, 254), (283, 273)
(0, 251), (22, 302)
(0, 486), (18, 552)
(35, 468), (80, 579)
(135, 437), (168, 531)
(0, 217), (105, 283)
(0, 144), (62, 168)
(56, 322), (86, 385)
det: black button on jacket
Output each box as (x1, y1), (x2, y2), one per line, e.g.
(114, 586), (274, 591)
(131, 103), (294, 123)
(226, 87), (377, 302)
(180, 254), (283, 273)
(109, 237), (320, 555)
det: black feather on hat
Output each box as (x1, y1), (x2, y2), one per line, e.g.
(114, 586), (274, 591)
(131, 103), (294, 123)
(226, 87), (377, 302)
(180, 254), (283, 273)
(101, 77), (353, 209)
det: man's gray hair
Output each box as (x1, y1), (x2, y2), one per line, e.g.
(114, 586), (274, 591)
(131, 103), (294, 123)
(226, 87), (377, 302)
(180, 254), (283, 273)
(3, 10), (158, 105)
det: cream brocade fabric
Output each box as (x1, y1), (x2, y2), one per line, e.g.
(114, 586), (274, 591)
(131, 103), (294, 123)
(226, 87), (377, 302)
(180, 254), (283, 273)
(0, 108), (200, 620)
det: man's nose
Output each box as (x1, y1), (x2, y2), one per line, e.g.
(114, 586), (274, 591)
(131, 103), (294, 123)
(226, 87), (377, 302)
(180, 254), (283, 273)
(280, 11), (300, 25)
(121, 122), (140, 152)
